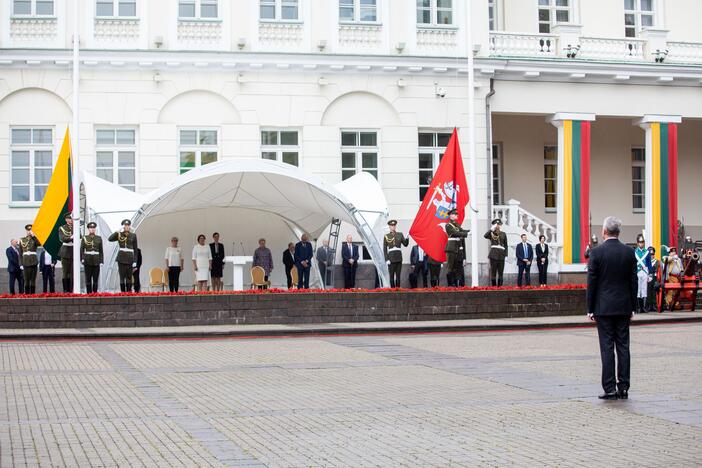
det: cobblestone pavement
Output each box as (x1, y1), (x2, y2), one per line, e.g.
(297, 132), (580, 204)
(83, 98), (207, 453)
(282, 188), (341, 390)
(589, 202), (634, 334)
(1, 323), (701, 467)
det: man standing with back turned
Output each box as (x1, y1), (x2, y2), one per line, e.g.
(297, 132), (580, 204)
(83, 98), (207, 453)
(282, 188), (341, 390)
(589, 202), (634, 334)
(587, 216), (637, 400)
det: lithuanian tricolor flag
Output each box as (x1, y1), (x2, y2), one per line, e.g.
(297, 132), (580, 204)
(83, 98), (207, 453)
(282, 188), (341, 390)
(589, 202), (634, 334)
(32, 128), (73, 258)
(562, 120), (591, 264)
(649, 122), (678, 257)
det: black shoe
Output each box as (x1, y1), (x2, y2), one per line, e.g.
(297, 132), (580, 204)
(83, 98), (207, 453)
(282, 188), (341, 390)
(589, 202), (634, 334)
(617, 389), (628, 400)
(598, 392), (619, 400)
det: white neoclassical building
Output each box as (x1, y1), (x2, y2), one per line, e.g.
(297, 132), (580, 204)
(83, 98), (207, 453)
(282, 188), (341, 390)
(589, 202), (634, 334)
(1, 0), (701, 288)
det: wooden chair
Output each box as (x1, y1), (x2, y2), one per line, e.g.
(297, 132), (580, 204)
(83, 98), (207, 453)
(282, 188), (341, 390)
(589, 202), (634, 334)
(148, 267), (165, 291)
(250, 266), (271, 290)
(290, 266), (299, 289)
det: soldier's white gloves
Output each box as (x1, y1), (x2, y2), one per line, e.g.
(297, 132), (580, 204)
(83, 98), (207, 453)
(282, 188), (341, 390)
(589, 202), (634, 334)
(386, 260), (391, 265)
(132, 262), (137, 268)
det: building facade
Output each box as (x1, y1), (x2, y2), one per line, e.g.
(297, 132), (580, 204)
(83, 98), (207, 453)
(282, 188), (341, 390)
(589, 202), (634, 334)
(0, 0), (701, 289)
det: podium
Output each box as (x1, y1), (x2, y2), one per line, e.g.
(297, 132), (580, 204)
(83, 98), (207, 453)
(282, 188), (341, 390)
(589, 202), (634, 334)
(224, 256), (253, 291)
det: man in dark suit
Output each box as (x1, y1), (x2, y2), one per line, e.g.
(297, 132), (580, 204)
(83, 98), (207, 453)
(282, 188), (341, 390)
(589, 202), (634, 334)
(282, 243), (295, 289)
(132, 248), (143, 293)
(587, 216), (637, 400)
(294, 233), (313, 289)
(409, 244), (428, 288)
(341, 235), (359, 289)
(209, 232), (226, 291)
(515, 233), (533, 287)
(39, 249), (56, 293)
(315, 239), (333, 287)
(6, 239), (24, 294)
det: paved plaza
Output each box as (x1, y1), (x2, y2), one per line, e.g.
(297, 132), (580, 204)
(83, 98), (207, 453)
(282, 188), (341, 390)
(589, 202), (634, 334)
(1, 322), (701, 467)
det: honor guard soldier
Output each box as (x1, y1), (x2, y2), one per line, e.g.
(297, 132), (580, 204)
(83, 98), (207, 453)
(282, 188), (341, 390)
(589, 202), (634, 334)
(18, 224), (41, 294)
(383, 219), (409, 288)
(81, 222), (104, 293)
(484, 219), (508, 286)
(108, 219), (138, 292)
(634, 234), (653, 313)
(445, 209), (469, 287)
(58, 212), (74, 292)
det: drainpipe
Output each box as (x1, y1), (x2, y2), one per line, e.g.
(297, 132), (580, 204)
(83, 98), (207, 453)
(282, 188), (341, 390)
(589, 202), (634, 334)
(485, 78), (496, 217)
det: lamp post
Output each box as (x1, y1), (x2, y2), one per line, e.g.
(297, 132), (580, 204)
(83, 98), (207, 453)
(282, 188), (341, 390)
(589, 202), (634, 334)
(71, 0), (81, 293)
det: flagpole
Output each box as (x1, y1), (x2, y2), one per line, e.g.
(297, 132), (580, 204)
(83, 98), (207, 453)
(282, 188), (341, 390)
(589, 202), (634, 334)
(71, 0), (81, 293)
(467, 5), (479, 286)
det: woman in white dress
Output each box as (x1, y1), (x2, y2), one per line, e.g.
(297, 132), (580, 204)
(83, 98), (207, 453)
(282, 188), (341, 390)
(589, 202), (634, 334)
(192, 234), (212, 291)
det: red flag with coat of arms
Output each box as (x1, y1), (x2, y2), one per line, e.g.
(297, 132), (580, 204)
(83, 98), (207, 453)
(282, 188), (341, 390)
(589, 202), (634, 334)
(409, 128), (469, 263)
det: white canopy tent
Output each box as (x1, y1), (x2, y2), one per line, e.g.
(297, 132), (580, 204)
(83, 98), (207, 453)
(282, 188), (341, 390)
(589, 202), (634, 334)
(84, 159), (389, 291)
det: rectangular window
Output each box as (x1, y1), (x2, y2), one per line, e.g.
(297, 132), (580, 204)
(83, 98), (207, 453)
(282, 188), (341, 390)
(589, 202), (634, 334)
(261, 129), (300, 166)
(339, 0), (378, 23)
(417, 0), (452, 26)
(95, 129), (136, 191)
(417, 131), (452, 201)
(179, 0), (218, 19)
(10, 127), (53, 204)
(179, 128), (218, 174)
(544, 145), (557, 211)
(341, 130), (378, 181)
(96, 0), (136, 17)
(260, 0), (299, 20)
(538, 0), (570, 33)
(492, 143), (503, 205)
(624, 0), (654, 37)
(488, 0), (497, 31)
(13, 0), (54, 16)
(632, 147), (645, 212)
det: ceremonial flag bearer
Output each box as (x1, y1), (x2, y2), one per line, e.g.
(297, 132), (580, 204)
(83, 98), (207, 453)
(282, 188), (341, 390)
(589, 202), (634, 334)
(108, 219), (138, 292)
(81, 222), (104, 293)
(383, 219), (409, 288)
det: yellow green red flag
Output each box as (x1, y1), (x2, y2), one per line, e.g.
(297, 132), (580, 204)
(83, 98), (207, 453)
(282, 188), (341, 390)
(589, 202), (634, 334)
(32, 128), (73, 258)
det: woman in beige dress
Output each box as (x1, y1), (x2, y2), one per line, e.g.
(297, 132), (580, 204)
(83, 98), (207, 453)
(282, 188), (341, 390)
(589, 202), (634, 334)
(191, 234), (212, 291)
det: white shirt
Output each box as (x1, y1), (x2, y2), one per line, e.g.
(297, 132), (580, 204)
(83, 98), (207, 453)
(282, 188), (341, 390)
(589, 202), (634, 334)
(417, 246), (424, 261)
(43, 251), (53, 265)
(165, 246), (182, 267)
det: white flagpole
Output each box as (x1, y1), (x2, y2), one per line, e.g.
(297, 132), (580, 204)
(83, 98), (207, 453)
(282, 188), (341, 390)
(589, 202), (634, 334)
(467, 4), (479, 286)
(71, 0), (81, 293)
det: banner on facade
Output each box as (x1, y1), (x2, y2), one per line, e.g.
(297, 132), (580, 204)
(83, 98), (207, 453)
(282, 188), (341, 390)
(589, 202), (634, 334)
(650, 122), (678, 256)
(32, 128), (73, 258)
(409, 128), (469, 263)
(562, 120), (591, 264)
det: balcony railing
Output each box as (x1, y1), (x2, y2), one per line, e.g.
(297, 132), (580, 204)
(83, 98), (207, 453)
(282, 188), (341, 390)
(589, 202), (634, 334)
(666, 41), (702, 64)
(579, 36), (645, 61)
(489, 32), (557, 57)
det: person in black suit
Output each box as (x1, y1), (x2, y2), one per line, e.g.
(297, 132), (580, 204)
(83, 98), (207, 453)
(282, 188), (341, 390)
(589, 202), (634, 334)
(341, 235), (359, 289)
(535, 235), (549, 286)
(515, 234), (533, 287)
(282, 243), (295, 289)
(209, 232), (225, 291)
(6, 239), (24, 294)
(39, 249), (56, 293)
(316, 240), (333, 287)
(132, 248), (143, 293)
(294, 234), (313, 289)
(587, 216), (637, 400)
(409, 244), (428, 288)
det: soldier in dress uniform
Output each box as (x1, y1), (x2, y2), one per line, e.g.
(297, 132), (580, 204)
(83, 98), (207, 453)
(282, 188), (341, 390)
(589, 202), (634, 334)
(383, 219), (409, 288)
(484, 219), (508, 286)
(445, 209), (469, 287)
(58, 212), (74, 292)
(81, 221), (104, 293)
(18, 224), (41, 294)
(108, 219), (138, 292)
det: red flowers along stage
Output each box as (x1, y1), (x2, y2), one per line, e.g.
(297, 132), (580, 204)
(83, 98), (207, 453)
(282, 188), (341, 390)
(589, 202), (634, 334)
(0, 284), (586, 300)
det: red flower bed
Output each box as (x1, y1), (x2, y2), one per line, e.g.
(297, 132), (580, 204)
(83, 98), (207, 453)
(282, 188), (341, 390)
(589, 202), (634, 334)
(0, 284), (585, 300)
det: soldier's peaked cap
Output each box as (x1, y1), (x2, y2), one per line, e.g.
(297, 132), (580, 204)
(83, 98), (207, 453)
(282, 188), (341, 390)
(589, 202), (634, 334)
(24, 224), (32, 230)
(63, 212), (72, 219)
(448, 209), (458, 215)
(121, 219), (131, 226)
(387, 219), (397, 226)
(87, 222), (97, 228)
(491, 219), (502, 225)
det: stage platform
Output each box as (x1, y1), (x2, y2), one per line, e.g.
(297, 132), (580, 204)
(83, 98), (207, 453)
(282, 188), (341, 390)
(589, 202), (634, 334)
(0, 287), (586, 329)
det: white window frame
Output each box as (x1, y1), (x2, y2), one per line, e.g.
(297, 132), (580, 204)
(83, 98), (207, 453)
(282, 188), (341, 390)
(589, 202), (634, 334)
(178, 128), (219, 174)
(10, 126), (54, 207)
(260, 0), (300, 22)
(538, 0), (571, 34)
(631, 147), (645, 213)
(417, 0), (454, 26)
(95, 128), (137, 192)
(178, 0), (219, 20)
(492, 143), (503, 205)
(341, 129), (379, 182)
(95, 0), (137, 18)
(261, 128), (301, 167)
(12, 0), (54, 17)
(544, 144), (557, 212)
(624, 0), (655, 38)
(339, 0), (379, 24)
(418, 130), (452, 202)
